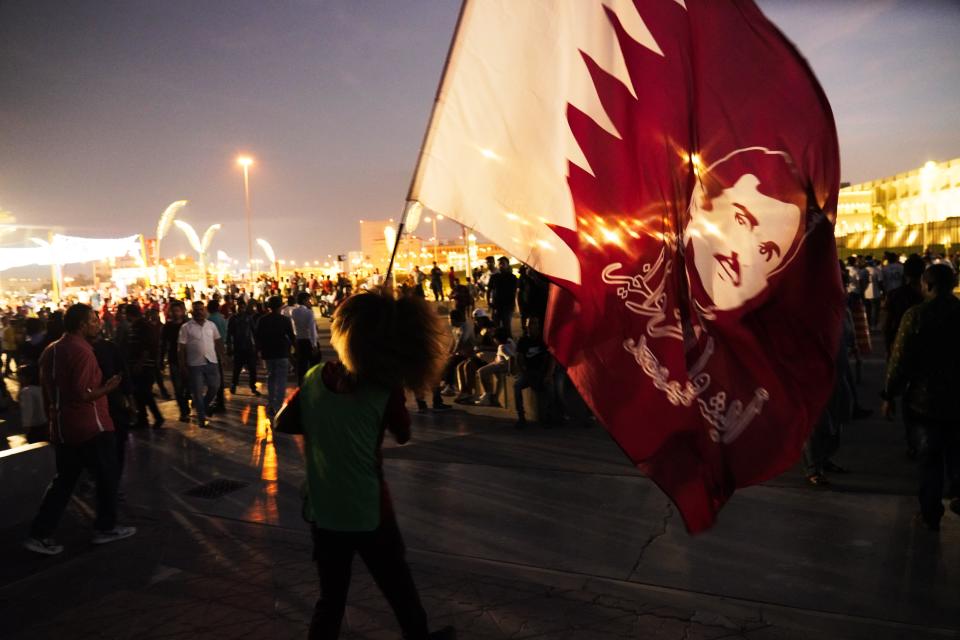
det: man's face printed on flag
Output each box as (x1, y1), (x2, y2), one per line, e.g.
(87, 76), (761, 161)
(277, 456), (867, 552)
(686, 151), (802, 311)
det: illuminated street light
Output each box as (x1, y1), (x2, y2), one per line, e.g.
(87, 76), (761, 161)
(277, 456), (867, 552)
(422, 216), (440, 263)
(237, 155), (255, 282)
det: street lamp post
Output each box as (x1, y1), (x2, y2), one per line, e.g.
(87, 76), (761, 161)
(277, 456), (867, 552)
(423, 214), (444, 263)
(238, 156), (254, 283)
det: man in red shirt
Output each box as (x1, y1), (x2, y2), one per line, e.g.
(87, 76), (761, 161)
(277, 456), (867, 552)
(23, 303), (137, 556)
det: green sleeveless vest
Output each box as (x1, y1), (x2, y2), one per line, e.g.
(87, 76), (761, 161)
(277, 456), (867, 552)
(299, 365), (390, 531)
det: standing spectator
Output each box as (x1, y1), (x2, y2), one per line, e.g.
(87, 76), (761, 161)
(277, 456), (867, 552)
(481, 255), (497, 305)
(146, 308), (170, 400)
(451, 281), (472, 316)
(2, 315), (17, 376)
(429, 262), (444, 301)
(882, 252), (905, 293)
(291, 292), (318, 386)
(256, 296), (296, 417)
(207, 299), (228, 414)
(882, 255), (926, 458)
(126, 306), (164, 429)
(23, 304), (135, 556)
(412, 265), (426, 298)
(178, 300), (224, 429)
(92, 331), (136, 479)
(883, 264), (960, 531)
(113, 305), (130, 360)
(513, 317), (553, 429)
(227, 301), (261, 396)
(447, 266), (457, 292)
(161, 301), (191, 422)
(488, 257), (518, 337)
(863, 257), (884, 329)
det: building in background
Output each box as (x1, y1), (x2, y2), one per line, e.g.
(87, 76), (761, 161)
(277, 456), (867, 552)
(835, 157), (960, 255)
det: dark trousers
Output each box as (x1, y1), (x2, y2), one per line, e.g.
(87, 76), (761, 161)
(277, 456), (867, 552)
(514, 370), (545, 419)
(109, 408), (129, 478)
(170, 364), (190, 417)
(30, 432), (119, 539)
(133, 370), (162, 425)
(802, 412), (841, 477)
(309, 516), (428, 640)
(232, 348), (259, 390)
(154, 364), (170, 398)
(295, 339), (314, 387)
(493, 305), (514, 337)
(214, 361), (226, 410)
(915, 421), (960, 525)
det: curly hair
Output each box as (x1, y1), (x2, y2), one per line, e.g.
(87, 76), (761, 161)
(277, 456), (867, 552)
(330, 288), (447, 393)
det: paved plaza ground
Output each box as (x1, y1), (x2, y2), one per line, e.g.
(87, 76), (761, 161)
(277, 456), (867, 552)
(1, 319), (958, 639)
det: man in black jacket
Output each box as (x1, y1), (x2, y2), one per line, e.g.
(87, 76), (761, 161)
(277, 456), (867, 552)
(883, 264), (960, 531)
(256, 296), (295, 417)
(227, 301), (261, 396)
(160, 300), (191, 422)
(488, 257), (518, 337)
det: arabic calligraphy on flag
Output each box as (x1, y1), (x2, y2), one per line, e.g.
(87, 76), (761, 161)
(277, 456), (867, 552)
(409, 0), (843, 532)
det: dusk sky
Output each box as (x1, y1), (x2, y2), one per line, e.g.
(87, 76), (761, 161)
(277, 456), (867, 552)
(1, 0), (958, 268)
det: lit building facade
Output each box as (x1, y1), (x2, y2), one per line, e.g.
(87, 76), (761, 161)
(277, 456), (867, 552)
(836, 157), (960, 236)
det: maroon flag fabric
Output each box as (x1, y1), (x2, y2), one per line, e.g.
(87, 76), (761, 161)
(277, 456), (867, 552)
(545, 0), (843, 532)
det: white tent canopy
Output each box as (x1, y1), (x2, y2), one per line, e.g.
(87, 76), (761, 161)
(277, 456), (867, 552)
(0, 234), (142, 272)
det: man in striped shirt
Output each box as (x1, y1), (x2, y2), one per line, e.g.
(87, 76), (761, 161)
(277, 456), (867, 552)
(23, 303), (137, 555)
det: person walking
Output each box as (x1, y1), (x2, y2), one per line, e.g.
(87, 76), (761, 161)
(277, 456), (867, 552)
(227, 300), (261, 396)
(178, 300), (224, 428)
(23, 303), (136, 555)
(160, 300), (191, 422)
(256, 295), (296, 417)
(274, 290), (454, 640)
(206, 299), (228, 414)
(882, 264), (960, 531)
(92, 331), (136, 480)
(126, 306), (164, 429)
(291, 291), (319, 386)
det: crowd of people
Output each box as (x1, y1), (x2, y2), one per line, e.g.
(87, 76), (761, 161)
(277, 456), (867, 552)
(5, 247), (959, 637)
(804, 250), (960, 532)
(2, 254), (567, 639)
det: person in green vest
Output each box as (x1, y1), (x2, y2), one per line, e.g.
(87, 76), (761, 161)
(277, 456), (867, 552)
(278, 288), (454, 640)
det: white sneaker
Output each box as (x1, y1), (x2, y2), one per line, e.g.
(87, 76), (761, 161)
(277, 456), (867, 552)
(440, 385), (457, 397)
(474, 393), (499, 407)
(23, 536), (64, 556)
(92, 525), (137, 545)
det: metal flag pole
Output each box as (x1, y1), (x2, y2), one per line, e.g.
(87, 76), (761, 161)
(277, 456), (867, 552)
(386, 0), (472, 286)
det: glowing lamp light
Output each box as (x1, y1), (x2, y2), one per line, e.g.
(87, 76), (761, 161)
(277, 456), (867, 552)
(384, 225), (397, 252)
(237, 156), (254, 168)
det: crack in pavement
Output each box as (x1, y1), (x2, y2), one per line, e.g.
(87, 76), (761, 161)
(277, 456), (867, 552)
(626, 501), (673, 580)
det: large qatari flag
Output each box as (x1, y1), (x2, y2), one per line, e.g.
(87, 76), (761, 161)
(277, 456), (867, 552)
(408, 0), (843, 533)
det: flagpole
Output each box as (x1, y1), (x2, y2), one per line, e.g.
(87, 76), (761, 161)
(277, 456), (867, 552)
(386, 0), (473, 284)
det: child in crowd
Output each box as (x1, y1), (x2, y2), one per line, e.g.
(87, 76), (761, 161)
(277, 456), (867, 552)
(276, 288), (455, 640)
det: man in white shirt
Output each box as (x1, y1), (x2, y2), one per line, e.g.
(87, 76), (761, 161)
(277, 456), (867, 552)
(178, 300), (225, 428)
(863, 257), (884, 329)
(291, 292), (318, 385)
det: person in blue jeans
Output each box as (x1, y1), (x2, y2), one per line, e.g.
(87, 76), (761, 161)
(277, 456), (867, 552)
(177, 300), (224, 428)
(256, 295), (295, 417)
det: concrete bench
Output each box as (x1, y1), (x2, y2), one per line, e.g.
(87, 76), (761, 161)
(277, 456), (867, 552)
(0, 442), (55, 526)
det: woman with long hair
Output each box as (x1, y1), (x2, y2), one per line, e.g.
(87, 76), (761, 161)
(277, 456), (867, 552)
(278, 288), (454, 640)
